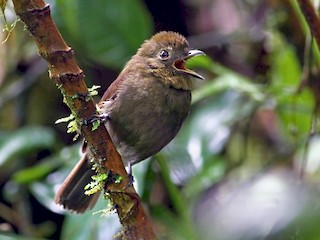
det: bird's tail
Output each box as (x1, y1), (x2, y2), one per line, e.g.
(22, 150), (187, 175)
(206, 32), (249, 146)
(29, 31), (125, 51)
(55, 154), (100, 213)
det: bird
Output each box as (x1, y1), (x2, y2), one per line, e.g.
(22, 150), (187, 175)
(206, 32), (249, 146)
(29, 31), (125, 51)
(55, 31), (205, 213)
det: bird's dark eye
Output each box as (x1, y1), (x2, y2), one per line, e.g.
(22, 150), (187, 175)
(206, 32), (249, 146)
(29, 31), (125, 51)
(159, 50), (169, 59)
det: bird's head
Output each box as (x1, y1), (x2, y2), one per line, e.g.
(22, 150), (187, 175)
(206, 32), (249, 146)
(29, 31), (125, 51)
(135, 31), (205, 90)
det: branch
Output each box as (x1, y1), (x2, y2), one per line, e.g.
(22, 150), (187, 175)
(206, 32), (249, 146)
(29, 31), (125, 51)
(11, 1), (156, 239)
(297, 0), (320, 48)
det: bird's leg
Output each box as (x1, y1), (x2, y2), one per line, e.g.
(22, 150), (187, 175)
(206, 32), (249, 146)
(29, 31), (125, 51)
(80, 104), (110, 126)
(94, 103), (111, 123)
(95, 113), (110, 123)
(124, 162), (134, 188)
(80, 113), (110, 126)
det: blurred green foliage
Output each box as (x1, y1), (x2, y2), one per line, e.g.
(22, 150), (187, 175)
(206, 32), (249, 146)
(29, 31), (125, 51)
(1, 0), (320, 240)
(53, 0), (153, 70)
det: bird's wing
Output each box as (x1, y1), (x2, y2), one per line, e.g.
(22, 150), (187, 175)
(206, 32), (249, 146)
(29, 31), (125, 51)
(99, 65), (131, 103)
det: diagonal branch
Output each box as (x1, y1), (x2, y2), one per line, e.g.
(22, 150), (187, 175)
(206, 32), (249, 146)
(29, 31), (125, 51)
(297, 0), (320, 48)
(12, 1), (156, 239)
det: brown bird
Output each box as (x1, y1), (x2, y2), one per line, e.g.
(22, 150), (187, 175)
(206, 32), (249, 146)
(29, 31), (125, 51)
(55, 31), (205, 213)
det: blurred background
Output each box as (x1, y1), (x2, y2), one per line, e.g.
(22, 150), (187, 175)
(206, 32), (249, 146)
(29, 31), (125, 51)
(1, 0), (320, 239)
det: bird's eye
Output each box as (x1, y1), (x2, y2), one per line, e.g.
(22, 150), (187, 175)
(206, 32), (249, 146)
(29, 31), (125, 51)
(159, 50), (169, 59)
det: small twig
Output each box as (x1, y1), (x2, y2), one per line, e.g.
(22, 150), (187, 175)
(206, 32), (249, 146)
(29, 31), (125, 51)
(297, 0), (320, 48)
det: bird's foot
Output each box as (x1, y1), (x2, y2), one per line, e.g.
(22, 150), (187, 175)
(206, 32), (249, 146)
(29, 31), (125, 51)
(95, 113), (110, 123)
(81, 113), (110, 126)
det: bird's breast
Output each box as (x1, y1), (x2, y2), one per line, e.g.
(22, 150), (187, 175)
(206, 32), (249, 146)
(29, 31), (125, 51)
(106, 76), (191, 165)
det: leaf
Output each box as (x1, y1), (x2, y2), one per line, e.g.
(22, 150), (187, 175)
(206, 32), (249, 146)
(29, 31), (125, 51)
(12, 144), (80, 184)
(269, 33), (314, 134)
(189, 56), (265, 104)
(192, 74), (265, 104)
(28, 145), (81, 213)
(0, 127), (56, 167)
(185, 54), (214, 71)
(61, 199), (121, 240)
(54, 0), (153, 69)
(160, 90), (257, 187)
(12, 157), (61, 184)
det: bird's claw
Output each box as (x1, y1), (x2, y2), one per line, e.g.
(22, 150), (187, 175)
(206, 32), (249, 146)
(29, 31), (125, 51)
(95, 113), (110, 123)
(81, 113), (110, 126)
(123, 162), (134, 189)
(124, 173), (134, 189)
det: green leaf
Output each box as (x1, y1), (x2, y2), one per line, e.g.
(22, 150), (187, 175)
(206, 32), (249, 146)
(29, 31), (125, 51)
(12, 161), (58, 184)
(159, 90), (257, 192)
(0, 127), (56, 167)
(189, 56), (265, 104)
(12, 145), (75, 183)
(269, 33), (314, 134)
(185, 54), (214, 71)
(29, 145), (81, 213)
(192, 73), (265, 104)
(270, 40), (301, 90)
(54, 0), (153, 69)
(61, 198), (121, 240)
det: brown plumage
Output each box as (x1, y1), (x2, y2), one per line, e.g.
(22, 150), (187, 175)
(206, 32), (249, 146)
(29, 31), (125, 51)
(55, 31), (204, 213)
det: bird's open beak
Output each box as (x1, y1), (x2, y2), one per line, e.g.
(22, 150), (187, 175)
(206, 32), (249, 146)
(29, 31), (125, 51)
(173, 49), (205, 80)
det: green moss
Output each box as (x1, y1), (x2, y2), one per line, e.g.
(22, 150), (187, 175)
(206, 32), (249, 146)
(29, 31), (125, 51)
(55, 113), (80, 140)
(84, 173), (108, 195)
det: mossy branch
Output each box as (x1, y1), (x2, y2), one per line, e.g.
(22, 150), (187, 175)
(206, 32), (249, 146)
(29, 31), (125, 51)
(11, 1), (156, 239)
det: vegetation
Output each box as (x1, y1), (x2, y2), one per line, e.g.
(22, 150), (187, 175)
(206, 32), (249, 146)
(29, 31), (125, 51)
(1, 0), (320, 239)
